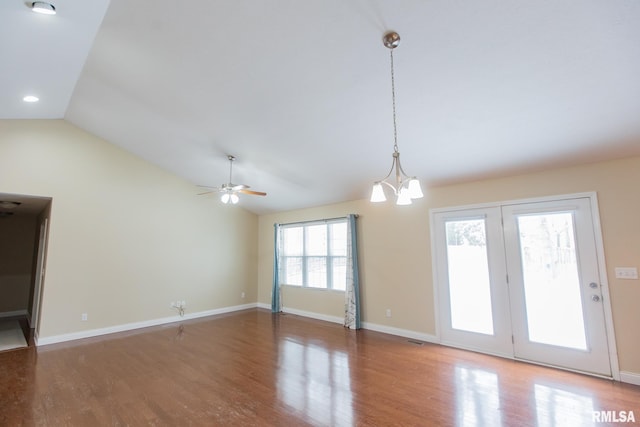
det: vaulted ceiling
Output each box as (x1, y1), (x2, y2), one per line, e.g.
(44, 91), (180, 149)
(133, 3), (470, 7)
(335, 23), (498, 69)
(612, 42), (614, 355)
(3, 0), (640, 214)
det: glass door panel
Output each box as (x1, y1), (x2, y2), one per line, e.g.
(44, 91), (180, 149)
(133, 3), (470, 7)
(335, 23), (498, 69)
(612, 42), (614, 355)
(446, 219), (494, 335)
(517, 213), (587, 350)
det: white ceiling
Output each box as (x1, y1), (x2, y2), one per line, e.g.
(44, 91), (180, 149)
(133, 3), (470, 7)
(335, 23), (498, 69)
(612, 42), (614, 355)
(3, 0), (640, 214)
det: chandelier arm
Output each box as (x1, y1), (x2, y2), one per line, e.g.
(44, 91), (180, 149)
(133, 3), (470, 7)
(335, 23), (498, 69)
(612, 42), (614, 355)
(395, 155), (402, 186)
(376, 157), (397, 183)
(378, 179), (400, 195)
(395, 154), (411, 183)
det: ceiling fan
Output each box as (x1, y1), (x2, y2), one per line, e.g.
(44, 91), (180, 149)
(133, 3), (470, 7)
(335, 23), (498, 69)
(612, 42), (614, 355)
(197, 155), (266, 204)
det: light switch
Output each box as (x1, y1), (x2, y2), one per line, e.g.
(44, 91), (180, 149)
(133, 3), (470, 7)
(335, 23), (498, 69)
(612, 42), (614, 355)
(614, 267), (638, 280)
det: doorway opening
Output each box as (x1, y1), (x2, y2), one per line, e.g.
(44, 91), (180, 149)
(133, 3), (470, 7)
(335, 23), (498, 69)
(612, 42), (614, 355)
(0, 193), (52, 351)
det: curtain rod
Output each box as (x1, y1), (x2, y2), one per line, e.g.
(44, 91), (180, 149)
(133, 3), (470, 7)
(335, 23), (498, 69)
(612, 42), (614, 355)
(275, 214), (358, 227)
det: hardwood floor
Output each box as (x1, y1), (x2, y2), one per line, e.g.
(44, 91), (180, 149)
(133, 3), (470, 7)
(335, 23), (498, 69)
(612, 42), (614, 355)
(1, 309), (638, 426)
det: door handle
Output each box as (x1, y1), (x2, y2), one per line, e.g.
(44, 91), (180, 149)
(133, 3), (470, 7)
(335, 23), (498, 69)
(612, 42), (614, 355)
(592, 295), (601, 302)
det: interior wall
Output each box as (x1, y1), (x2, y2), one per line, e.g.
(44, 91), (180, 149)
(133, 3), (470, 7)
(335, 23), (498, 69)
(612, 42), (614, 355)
(0, 120), (258, 339)
(0, 215), (37, 315)
(257, 154), (640, 376)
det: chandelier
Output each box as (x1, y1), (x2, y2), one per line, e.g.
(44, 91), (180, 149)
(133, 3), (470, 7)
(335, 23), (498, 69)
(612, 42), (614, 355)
(370, 31), (423, 205)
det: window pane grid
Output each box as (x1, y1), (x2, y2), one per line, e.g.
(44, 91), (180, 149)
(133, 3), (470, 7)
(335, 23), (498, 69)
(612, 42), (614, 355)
(279, 220), (348, 290)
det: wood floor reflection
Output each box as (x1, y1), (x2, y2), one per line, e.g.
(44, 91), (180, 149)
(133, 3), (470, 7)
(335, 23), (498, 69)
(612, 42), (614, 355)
(1, 309), (638, 426)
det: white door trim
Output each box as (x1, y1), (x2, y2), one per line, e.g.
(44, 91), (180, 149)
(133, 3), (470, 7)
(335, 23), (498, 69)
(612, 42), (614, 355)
(31, 218), (49, 331)
(587, 193), (620, 380)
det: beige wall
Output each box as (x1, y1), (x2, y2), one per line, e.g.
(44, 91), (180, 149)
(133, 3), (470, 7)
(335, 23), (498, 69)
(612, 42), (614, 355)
(258, 155), (640, 376)
(0, 120), (258, 339)
(2, 119), (638, 377)
(0, 216), (37, 314)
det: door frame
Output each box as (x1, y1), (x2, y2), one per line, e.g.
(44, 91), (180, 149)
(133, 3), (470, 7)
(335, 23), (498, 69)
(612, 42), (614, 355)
(31, 217), (49, 331)
(430, 192), (620, 380)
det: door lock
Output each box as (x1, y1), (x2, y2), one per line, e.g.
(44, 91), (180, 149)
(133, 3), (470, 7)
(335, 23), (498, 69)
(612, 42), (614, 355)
(591, 295), (601, 302)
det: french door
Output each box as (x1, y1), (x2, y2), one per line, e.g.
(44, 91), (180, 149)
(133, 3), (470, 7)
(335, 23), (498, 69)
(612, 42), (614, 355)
(433, 196), (613, 377)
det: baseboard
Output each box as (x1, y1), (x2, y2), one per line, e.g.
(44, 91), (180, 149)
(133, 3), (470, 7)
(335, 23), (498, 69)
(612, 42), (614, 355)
(620, 371), (640, 386)
(362, 321), (439, 344)
(277, 306), (438, 343)
(34, 303), (635, 385)
(36, 303), (258, 346)
(0, 309), (29, 319)
(281, 307), (344, 325)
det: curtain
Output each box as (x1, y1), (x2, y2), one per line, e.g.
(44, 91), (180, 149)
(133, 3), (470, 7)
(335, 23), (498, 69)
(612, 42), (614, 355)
(344, 214), (361, 329)
(271, 223), (282, 313)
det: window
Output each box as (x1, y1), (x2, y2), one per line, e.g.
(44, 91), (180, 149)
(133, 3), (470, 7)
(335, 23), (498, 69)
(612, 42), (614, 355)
(279, 219), (347, 290)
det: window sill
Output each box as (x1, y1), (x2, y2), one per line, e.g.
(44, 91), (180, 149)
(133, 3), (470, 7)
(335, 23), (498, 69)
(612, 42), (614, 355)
(280, 284), (345, 293)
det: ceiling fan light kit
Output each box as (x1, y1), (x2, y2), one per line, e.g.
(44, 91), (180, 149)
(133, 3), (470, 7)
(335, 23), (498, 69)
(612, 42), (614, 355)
(221, 192), (239, 204)
(370, 31), (424, 206)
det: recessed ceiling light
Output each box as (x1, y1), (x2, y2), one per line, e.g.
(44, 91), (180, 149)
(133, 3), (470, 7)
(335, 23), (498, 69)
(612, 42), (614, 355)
(31, 2), (56, 15)
(23, 95), (39, 103)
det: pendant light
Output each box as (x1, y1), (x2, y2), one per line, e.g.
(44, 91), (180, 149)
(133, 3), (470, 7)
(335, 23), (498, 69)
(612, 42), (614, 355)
(370, 31), (424, 205)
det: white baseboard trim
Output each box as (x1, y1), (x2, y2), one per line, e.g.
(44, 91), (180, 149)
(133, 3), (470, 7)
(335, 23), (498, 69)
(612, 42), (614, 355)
(275, 306), (438, 344)
(362, 321), (439, 344)
(282, 307), (344, 325)
(36, 303), (258, 346)
(34, 303), (636, 385)
(0, 309), (29, 319)
(620, 371), (640, 386)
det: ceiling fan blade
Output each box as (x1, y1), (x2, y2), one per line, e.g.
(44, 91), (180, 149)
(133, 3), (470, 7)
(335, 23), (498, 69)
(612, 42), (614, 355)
(196, 184), (221, 195)
(239, 189), (267, 196)
(232, 184), (249, 191)
(196, 185), (221, 196)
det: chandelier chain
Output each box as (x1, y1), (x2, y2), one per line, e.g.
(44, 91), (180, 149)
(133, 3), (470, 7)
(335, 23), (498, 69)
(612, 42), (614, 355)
(390, 49), (399, 153)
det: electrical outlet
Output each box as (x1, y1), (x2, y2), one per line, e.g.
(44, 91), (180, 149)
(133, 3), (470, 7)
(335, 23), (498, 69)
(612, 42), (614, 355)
(81, 313), (88, 321)
(241, 292), (245, 299)
(615, 267), (638, 279)
(386, 309), (392, 318)
(170, 301), (175, 308)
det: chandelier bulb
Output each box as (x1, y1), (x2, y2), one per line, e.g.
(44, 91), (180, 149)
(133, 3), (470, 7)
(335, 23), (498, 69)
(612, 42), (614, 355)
(370, 183), (386, 202)
(396, 187), (412, 205)
(408, 178), (424, 199)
